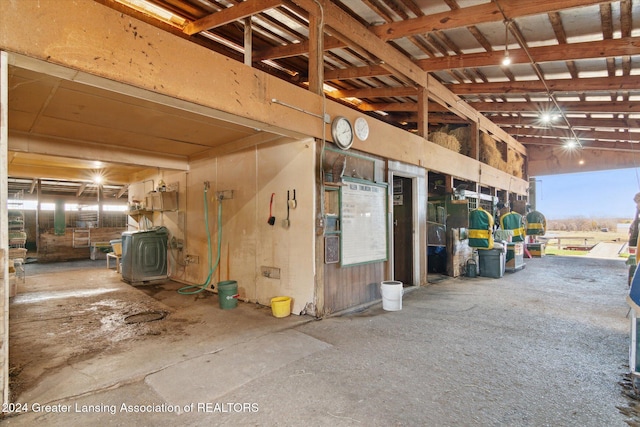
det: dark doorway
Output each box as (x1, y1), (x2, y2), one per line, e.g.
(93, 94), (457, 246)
(393, 176), (413, 286)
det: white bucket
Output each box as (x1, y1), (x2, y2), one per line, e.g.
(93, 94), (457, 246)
(380, 281), (403, 311)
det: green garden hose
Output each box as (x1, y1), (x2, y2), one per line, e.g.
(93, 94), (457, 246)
(178, 186), (222, 294)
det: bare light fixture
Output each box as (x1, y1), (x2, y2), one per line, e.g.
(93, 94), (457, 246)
(539, 111), (561, 126)
(502, 20), (512, 66)
(564, 139), (579, 149)
(540, 113), (552, 124)
(92, 168), (104, 184)
(495, 0), (582, 149)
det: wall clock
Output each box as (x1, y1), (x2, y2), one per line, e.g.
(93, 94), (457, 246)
(331, 116), (354, 150)
(354, 117), (369, 141)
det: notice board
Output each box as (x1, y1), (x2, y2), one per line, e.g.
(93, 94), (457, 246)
(340, 180), (388, 266)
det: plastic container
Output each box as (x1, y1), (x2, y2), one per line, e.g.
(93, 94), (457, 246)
(110, 239), (122, 256)
(270, 296), (292, 318)
(466, 258), (477, 278)
(380, 281), (403, 311)
(478, 248), (506, 278)
(218, 280), (238, 310)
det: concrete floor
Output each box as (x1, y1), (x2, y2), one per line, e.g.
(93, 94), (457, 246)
(2, 255), (636, 426)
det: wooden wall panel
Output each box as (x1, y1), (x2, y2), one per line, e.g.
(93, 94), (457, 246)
(323, 261), (384, 314)
(37, 227), (125, 262)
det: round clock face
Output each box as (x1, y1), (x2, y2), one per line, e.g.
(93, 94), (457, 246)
(331, 116), (354, 150)
(354, 117), (369, 141)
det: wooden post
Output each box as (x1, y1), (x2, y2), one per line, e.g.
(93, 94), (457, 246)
(417, 87), (429, 138)
(0, 49), (9, 408)
(471, 121), (479, 161)
(36, 179), (41, 256)
(307, 10), (324, 95)
(97, 183), (102, 228)
(314, 139), (325, 316)
(244, 17), (252, 66)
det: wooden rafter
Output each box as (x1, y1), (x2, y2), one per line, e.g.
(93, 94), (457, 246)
(449, 75), (640, 95)
(517, 137), (640, 152)
(331, 86), (417, 99)
(183, 0), (283, 35)
(468, 101), (640, 114)
(76, 183), (87, 197)
(509, 127), (640, 143)
(417, 37), (640, 72)
(254, 36), (345, 61)
(370, 0), (608, 41)
(489, 115), (639, 130)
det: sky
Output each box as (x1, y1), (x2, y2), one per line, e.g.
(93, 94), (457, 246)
(535, 168), (640, 220)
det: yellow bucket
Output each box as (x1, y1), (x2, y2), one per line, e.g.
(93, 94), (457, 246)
(270, 296), (292, 318)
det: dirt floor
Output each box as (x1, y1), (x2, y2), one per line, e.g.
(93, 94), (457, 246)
(8, 260), (196, 400)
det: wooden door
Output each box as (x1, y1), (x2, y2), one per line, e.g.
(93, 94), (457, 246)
(393, 177), (413, 285)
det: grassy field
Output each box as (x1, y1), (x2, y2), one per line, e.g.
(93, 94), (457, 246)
(540, 229), (629, 257)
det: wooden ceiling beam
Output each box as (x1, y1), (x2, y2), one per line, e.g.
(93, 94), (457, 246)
(9, 132), (189, 172)
(7, 164), (142, 184)
(417, 37), (640, 72)
(183, 0), (283, 35)
(488, 115), (636, 129)
(621, 0), (632, 38)
(76, 183), (88, 197)
(359, 101), (418, 112)
(517, 136), (640, 152)
(116, 185), (128, 199)
(347, 99), (459, 116)
(253, 35), (345, 61)
(331, 86), (417, 99)
(429, 114), (640, 131)
(371, 0), (608, 41)
(427, 112), (469, 124)
(469, 101), (640, 113)
(448, 75), (640, 94)
(323, 64), (391, 81)
(510, 127), (640, 143)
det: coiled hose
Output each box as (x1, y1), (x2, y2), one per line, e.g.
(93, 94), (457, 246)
(178, 186), (222, 294)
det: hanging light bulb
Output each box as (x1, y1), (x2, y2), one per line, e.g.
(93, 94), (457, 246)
(502, 20), (511, 66)
(564, 139), (579, 149)
(502, 53), (512, 66)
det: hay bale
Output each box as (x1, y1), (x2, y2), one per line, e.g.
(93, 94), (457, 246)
(451, 126), (472, 156)
(429, 131), (461, 153)
(507, 150), (524, 178)
(479, 132), (505, 170)
(428, 127), (524, 178)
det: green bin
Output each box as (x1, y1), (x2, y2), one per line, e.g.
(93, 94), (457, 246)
(478, 248), (505, 278)
(218, 280), (238, 310)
